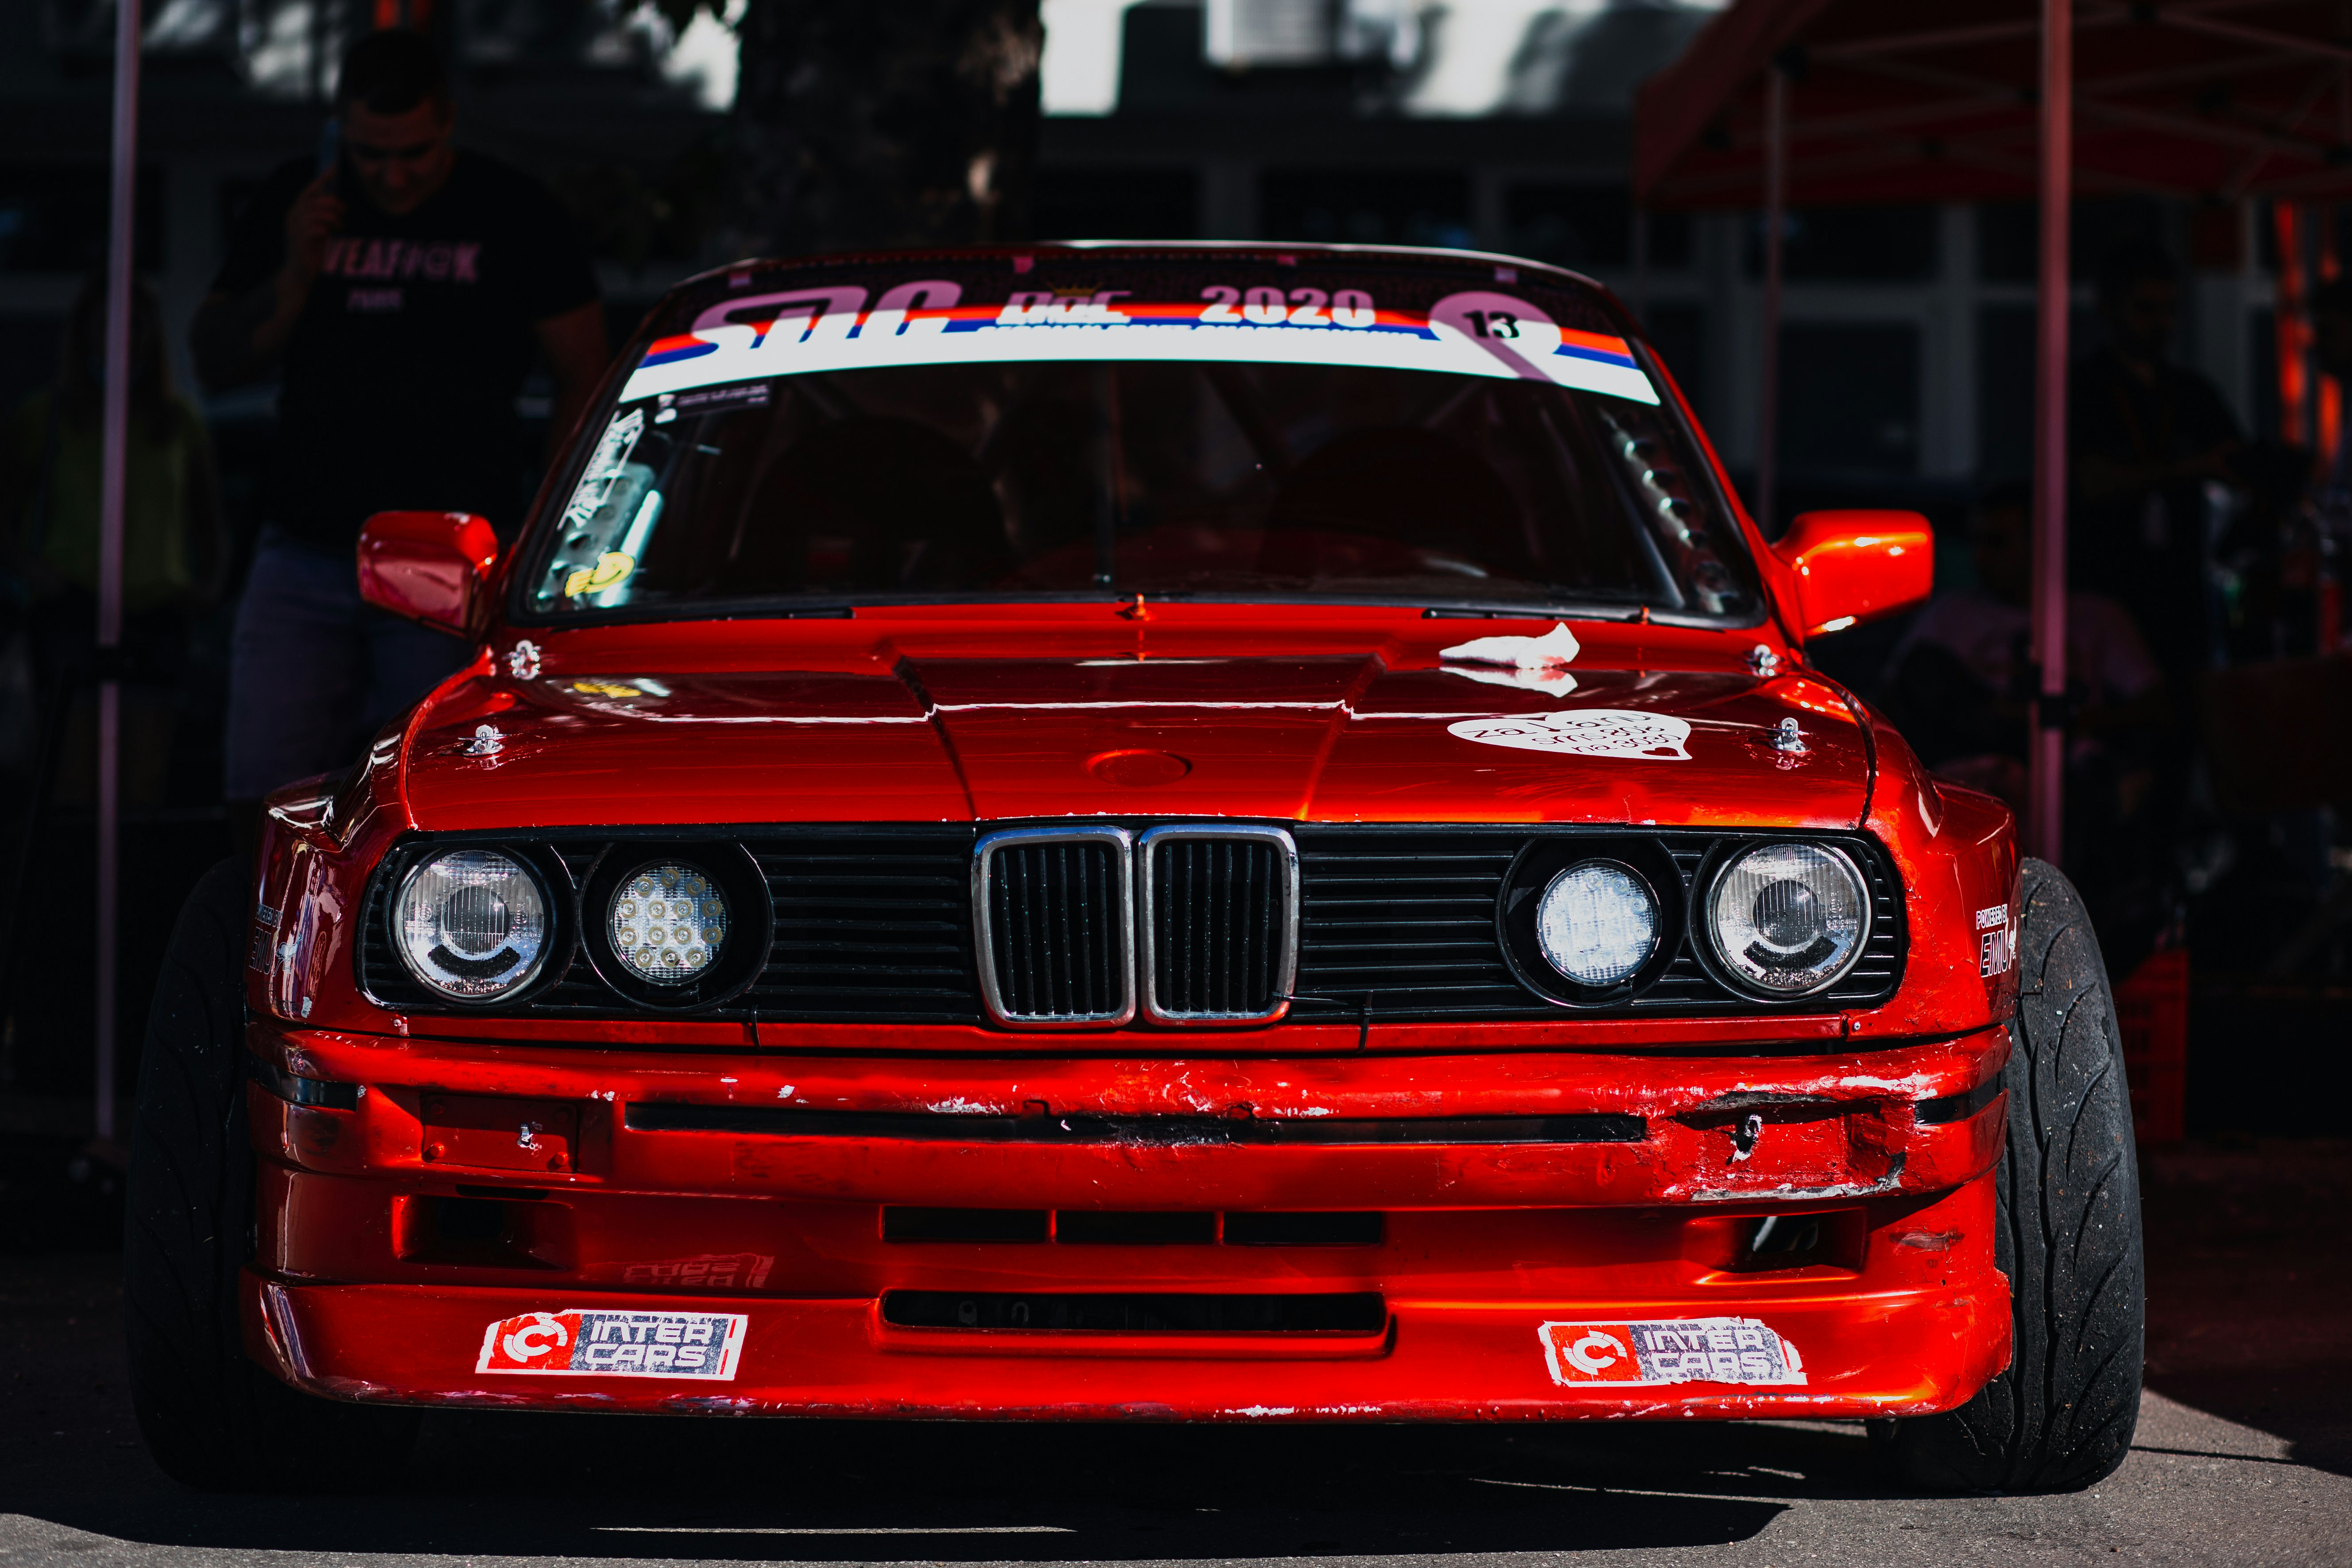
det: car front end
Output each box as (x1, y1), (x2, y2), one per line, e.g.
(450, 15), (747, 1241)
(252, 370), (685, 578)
(228, 243), (2018, 1429)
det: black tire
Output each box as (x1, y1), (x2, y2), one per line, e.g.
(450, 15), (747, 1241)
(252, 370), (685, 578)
(1872, 857), (2144, 1492)
(124, 858), (419, 1491)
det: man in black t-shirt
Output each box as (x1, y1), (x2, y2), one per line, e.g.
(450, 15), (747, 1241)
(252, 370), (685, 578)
(192, 29), (604, 815)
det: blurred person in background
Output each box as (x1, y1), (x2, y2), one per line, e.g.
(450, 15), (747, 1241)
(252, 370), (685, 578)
(1882, 481), (2173, 960)
(2069, 240), (2244, 698)
(1, 272), (226, 810)
(189, 28), (603, 846)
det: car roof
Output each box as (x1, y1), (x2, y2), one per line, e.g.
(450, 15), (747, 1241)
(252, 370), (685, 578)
(668, 240), (1616, 315)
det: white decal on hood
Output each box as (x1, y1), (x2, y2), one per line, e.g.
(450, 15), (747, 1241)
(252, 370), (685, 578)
(1438, 622), (1583, 693)
(1448, 708), (1692, 761)
(1438, 621), (1581, 669)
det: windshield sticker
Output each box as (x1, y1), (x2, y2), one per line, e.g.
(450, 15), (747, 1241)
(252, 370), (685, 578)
(620, 279), (1657, 406)
(1449, 708), (1692, 761)
(564, 550), (636, 598)
(1540, 1318), (1805, 1386)
(562, 408), (646, 530)
(653, 382), (771, 423)
(477, 1309), (748, 1379)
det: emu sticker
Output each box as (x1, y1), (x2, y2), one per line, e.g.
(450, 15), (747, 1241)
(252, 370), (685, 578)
(1540, 1317), (1805, 1386)
(477, 1309), (748, 1379)
(1449, 709), (1692, 761)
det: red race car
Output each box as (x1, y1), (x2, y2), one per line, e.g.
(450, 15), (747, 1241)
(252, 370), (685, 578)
(126, 244), (2142, 1493)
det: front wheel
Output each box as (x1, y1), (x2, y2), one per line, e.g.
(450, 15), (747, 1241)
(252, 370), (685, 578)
(1871, 857), (2145, 1492)
(124, 858), (419, 1491)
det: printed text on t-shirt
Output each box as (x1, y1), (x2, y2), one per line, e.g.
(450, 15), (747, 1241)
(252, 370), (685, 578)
(320, 238), (481, 283)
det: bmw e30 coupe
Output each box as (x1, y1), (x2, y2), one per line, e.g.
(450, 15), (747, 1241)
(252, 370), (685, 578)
(125, 244), (2143, 1494)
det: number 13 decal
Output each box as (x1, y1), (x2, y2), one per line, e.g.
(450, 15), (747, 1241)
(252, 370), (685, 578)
(1463, 309), (1520, 339)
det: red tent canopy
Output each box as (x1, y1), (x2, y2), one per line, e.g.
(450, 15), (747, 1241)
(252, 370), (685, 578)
(1632, 0), (2352, 863)
(1638, 0), (2352, 207)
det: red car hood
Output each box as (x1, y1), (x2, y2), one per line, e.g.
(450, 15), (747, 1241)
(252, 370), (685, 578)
(398, 642), (1871, 832)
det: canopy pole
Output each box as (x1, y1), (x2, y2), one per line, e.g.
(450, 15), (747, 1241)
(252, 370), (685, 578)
(96, 0), (140, 1143)
(2030, 0), (2071, 867)
(1756, 63), (1788, 536)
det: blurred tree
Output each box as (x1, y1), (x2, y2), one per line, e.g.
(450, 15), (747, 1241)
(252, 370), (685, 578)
(643, 0), (1041, 252)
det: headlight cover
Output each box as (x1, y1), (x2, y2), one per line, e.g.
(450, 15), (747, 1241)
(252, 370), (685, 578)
(609, 862), (729, 983)
(1534, 861), (1659, 987)
(1705, 842), (1869, 995)
(392, 849), (552, 1001)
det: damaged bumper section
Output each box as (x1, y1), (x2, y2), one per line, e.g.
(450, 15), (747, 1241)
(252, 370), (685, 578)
(241, 1022), (2013, 1421)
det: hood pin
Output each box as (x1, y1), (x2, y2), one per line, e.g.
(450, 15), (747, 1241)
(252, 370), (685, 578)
(1770, 717), (1808, 755)
(1748, 645), (1782, 676)
(507, 640), (542, 679)
(462, 724), (505, 757)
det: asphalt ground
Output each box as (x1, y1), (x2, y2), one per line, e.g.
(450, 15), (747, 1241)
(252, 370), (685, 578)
(2, 1139), (2344, 1568)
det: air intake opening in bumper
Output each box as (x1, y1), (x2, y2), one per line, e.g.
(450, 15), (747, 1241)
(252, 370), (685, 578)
(880, 1291), (1387, 1333)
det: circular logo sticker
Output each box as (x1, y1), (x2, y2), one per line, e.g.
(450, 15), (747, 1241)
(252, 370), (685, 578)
(1429, 290), (1564, 381)
(1448, 709), (1693, 761)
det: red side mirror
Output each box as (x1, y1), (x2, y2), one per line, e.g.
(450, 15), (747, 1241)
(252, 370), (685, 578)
(356, 511), (500, 636)
(1768, 509), (1934, 638)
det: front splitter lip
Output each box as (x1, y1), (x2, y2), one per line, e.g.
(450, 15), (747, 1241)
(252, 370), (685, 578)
(244, 1272), (2010, 1422)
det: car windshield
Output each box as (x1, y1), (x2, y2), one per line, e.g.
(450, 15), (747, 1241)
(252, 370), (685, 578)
(522, 252), (1760, 624)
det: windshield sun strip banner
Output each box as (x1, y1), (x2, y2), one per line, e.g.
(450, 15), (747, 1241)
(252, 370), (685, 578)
(618, 286), (1658, 407)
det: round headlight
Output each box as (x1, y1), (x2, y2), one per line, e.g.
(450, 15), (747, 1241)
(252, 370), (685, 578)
(608, 863), (730, 984)
(1534, 861), (1660, 988)
(1706, 843), (1869, 995)
(392, 849), (551, 1001)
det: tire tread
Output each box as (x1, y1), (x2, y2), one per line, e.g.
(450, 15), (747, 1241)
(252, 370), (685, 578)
(123, 859), (418, 1491)
(1876, 857), (2145, 1492)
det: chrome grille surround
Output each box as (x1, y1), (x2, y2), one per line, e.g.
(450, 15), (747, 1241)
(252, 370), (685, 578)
(1137, 824), (1299, 1025)
(971, 826), (1136, 1028)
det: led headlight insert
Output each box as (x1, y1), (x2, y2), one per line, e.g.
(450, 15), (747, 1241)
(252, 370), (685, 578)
(608, 862), (729, 984)
(391, 849), (551, 1001)
(1534, 861), (1659, 988)
(1706, 842), (1869, 995)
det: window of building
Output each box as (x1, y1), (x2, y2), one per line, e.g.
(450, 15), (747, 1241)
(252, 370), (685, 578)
(1746, 206), (1937, 282)
(1504, 184), (1629, 267)
(1035, 167), (1201, 240)
(1778, 321), (1920, 476)
(1976, 304), (2036, 481)
(1260, 169), (1472, 249)
(0, 165), (166, 273)
(1979, 197), (2170, 283)
(1645, 302), (1707, 424)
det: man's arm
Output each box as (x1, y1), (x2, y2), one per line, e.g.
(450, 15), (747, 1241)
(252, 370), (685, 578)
(189, 168), (343, 392)
(535, 300), (608, 457)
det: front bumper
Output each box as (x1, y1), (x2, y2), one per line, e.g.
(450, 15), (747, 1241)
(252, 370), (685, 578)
(241, 1022), (2012, 1421)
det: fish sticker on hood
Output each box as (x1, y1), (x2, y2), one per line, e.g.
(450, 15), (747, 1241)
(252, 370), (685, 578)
(1439, 621), (1582, 670)
(1449, 708), (1692, 761)
(1438, 622), (1583, 693)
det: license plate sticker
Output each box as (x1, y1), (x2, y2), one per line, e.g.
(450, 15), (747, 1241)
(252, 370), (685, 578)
(477, 1309), (748, 1379)
(1539, 1317), (1806, 1386)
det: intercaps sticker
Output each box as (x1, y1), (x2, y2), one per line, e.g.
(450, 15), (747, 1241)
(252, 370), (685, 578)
(477, 1309), (748, 1380)
(1539, 1317), (1806, 1387)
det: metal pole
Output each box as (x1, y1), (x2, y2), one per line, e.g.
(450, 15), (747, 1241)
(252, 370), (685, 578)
(96, 0), (141, 1143)
(1757, 64), (1788, 537)
(2030, 0), (2071, 867)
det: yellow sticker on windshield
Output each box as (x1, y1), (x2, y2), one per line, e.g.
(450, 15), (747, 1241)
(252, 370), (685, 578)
(564, 551), (635, 597)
